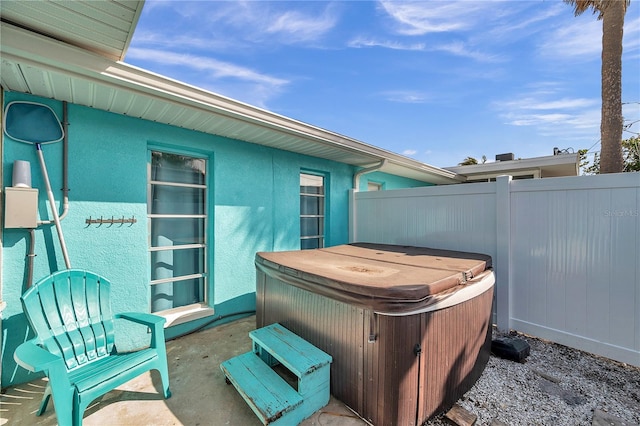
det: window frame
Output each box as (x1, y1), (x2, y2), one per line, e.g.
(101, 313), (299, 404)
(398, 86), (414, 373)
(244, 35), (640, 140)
(300, 171), (327, 250)
(147, 147), (212, 322)
(367, 181), (383, 191)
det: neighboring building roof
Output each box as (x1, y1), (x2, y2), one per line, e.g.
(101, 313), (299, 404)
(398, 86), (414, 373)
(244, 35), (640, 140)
(0, 0), (143, 61)
(0, 4), (460, 185)
(444, 154), (580, 181)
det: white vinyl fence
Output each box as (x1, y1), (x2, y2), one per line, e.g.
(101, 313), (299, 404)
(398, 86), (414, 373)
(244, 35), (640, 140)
(350, 173), (640, 366)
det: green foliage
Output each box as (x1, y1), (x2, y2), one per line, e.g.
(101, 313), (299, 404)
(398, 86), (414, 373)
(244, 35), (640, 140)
(622, 136), (640, 172)
(459, 156), (478, 166)
(580, 136), (640, 174)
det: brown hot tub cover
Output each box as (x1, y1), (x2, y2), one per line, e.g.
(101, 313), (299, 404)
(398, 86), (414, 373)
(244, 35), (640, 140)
(255, 243), (492, 314)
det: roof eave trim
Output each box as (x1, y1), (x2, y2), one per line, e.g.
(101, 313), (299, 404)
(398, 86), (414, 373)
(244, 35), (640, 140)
(120, 1), (146, 61)
(444, 154), (580, 175)
(1, 22), (461, 184)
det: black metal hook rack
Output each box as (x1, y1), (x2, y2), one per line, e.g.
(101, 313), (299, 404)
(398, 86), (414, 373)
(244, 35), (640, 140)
(85, 216), (137, 226)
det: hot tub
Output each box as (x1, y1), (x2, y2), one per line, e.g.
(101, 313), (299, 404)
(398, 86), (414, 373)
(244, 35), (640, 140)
(255, 243), (494, 426)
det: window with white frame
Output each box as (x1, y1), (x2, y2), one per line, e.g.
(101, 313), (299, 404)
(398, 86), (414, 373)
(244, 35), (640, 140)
(148, 151), (207, 313)
(367, 181), (382, 191)
(300, 172), (325, 250)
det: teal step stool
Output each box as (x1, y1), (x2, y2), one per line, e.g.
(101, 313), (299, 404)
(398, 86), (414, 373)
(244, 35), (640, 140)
(220, 323), (332, 425)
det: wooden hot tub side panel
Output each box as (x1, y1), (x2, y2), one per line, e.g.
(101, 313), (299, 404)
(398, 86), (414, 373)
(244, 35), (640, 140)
(256, 270), (494, 426)
(418, 286), (494, 421)
(374, 314), (423, 426)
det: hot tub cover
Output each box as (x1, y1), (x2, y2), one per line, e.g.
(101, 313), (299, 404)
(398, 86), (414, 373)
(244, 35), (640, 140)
(255, 243), (492, 314)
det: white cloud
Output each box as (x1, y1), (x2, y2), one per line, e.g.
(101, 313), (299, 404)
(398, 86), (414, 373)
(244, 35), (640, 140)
(403, 149), (418, 156)
(381, 90), (430, 104)
(374, 1), (524, 63)
(129, 31), (235, 52)
(494, 85), (600, 140)
(348, 36), (501, 62)
(623, 15), (640, 54)
(539, 8), (640, 60)
(378, 1), (498, 35)
(434, 41), (505, 63)
(209, 1), (338, 44)
(484, 4), (565, 42)
(135, 1), (338, 49)
(501, 97), (598, 111)
(126, 47), (289, 108)
(505, 113), (574, 127)
(538, 18), (601, 59)
(348, 37), (425, 51)
(126, 48), (288, 87)
(500, 108), (600, 132)
(266, 9), (337, 42)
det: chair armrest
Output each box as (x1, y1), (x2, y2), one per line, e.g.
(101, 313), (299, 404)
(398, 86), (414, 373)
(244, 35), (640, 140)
(116, 312), (167, 349)
(14, 339), (64, 373)
(116, 312), (166, 328)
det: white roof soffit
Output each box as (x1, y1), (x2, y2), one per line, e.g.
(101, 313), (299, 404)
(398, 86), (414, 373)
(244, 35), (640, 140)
(0, 23), (459, 185)
(444, 154), (580, 178)
(0, 0), (144, 61)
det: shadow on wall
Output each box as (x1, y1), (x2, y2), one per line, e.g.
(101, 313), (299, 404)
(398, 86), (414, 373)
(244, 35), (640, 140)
(3, 225), (63, 286)
(1, 313), (36, 389)
(1, 222), (70, 388)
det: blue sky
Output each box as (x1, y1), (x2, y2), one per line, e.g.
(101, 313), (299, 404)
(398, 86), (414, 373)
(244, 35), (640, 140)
(127, 1), (640, 169)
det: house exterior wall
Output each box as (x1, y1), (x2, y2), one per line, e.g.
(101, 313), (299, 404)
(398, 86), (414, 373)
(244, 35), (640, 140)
(0, 91), (431, 387)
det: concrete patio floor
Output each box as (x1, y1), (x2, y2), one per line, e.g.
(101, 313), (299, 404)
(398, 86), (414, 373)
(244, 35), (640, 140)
(1, 315), (368, 426)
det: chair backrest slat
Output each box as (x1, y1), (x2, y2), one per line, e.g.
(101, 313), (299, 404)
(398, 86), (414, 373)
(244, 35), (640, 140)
(69, 270), (98, 362)
(20, 287), (64, 361)
(36, 280), (79, 369)
(84, 271), (114, 357)
(52, 272), (89, 367)
(21, 269), (115, 371)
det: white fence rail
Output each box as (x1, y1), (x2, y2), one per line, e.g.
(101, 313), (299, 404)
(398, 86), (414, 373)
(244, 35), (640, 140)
(350, 173), (640, 366)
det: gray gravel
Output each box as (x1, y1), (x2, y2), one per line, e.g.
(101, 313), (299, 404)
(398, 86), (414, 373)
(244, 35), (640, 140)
(425, 331), (640, 426)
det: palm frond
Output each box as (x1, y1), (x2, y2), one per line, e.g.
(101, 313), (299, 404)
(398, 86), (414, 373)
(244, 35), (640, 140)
(564, 0), (630, 19)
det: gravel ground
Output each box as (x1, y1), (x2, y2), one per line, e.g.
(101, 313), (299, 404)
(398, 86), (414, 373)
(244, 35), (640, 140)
(425, 331), (640, 426)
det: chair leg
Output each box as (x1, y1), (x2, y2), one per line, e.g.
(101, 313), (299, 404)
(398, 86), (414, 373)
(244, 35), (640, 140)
(74, 400), (86, 426)
(158, 366), (171, 399)
(37, 384), (52, 416)
(49, 387), (74, 426)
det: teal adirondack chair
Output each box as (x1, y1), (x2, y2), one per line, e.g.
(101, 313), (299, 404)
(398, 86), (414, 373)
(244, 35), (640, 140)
(14, 269), (171, 426)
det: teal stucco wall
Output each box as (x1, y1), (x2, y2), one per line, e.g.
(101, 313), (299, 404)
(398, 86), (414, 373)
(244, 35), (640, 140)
(0, 92), (336, 386)
(1, 91), (431, 387)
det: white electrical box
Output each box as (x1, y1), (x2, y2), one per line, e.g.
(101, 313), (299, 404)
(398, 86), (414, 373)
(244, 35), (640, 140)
(4, 187), (39, 228)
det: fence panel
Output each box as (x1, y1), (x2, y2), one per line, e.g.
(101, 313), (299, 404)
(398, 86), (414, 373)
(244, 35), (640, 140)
(509, 175), (639, 365)
(352, 174), (640, 366)
(354, 183), (498, 259)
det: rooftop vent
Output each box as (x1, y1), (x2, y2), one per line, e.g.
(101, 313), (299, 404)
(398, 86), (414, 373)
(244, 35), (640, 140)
(495, 153), (514, 162)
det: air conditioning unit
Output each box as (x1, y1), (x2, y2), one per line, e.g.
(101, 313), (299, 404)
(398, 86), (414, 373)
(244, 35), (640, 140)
(495, 153), (514, 162)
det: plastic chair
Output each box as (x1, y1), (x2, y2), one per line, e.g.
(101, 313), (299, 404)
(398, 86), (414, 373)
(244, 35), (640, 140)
(14, 269), (171, 426)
